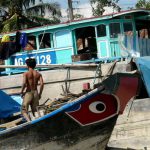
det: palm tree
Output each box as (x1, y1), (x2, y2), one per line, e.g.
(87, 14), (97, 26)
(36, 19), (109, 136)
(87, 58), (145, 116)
(136, 0), (150, 9)
(0, 0), (61, 33)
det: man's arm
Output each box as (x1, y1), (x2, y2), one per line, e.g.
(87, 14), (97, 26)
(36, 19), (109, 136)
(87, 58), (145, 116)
(39, 74), (44, 99)
(20, 73), (27, 97)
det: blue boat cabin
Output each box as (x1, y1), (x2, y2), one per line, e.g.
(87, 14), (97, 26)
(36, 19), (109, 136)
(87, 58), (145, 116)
(0, 9), (150, 74)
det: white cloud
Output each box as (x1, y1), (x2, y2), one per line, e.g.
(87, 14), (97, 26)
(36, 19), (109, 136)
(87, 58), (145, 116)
(103, 6), (118, 15)
(61, 3), (92, 21)
(76, 3), (92, 18)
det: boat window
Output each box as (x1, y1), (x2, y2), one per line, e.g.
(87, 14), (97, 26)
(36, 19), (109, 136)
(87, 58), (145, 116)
(123, 22), (133, 34)
(74, 26), (97, 59)
(97, 24), (106, 37)
(24, 35), (37, 51)
(55, 30), (72, 48)
(38, 33), (51, 49)
(109, 23), (121, 38)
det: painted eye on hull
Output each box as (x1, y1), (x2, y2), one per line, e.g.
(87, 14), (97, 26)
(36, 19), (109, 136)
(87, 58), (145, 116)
(89, 101), (106, 114)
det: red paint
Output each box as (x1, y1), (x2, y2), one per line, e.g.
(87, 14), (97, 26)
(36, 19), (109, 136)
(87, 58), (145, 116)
(115, 77), (139, 114)
(67, 93), (118, 126)
(83, 83), (90, 90)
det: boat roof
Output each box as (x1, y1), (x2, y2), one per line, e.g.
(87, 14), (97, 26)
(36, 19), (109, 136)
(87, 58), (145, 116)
(1, 9), (150, 36)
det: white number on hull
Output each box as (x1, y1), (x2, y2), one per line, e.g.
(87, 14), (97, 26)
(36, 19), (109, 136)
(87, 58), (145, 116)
(14, 54), (51, 66)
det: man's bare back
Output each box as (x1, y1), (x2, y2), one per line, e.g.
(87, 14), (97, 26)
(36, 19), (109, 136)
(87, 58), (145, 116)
(22, 69), (44, 99)
(24, 70), (42, 92)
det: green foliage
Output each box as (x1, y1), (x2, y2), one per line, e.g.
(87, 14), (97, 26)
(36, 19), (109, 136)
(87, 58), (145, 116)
(90, 0), (121, 16)
(136, 0), (150, 9)
(73, 14), (84, 19)
(0, 0), (61, 33)
(2, 13), (18, 32)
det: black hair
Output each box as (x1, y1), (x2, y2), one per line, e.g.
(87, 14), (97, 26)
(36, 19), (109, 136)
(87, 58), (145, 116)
(25, 58), (36, 69)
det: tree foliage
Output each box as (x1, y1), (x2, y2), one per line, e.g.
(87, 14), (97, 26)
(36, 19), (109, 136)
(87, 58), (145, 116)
(90, 0), (121, 16)
(0, 0), (61, 33)
(73, 14), (84, 20)
(136, 0), (150, 9)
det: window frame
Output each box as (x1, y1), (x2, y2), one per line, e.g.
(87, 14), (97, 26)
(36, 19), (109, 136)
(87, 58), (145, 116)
(123, 22), (133, 33)
(38, 32), (52, 49)
(109, 22), (121, 38)
(96, 24), (107, 38)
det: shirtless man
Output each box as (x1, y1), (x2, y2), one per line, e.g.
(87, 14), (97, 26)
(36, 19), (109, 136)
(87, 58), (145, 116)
(20, 58), (44, 122)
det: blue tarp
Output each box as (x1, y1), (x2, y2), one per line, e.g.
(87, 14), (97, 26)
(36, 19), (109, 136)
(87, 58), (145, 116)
(0, 90), (21, 119)
(136, 56), (150, 97)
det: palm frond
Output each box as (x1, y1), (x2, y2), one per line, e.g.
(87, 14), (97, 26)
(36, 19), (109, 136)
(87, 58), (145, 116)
(19, 15), (41, 28)
(26, 15), (60, 25)
(26, 2), (61, 17)
(0, 0), (62, 32)
(0, 0), (10, 8)
(22, 0), (44, 8)
(2, 13), (18, 32)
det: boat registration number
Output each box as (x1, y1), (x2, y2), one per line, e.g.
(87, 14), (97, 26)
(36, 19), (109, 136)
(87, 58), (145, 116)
(14, 54), (51, 65)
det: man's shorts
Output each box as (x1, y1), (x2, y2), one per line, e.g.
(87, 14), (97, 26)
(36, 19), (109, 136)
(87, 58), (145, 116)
(21, 90), (39, 113)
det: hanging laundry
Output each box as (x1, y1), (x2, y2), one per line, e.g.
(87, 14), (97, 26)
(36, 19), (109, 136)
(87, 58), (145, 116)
(0, 42), (16, 60)
(15, 31), (22, 52)
(1, 35), (10, 43)
(0, 42), (19, 60)
(20, 32), (28, 48)
(0, 31), (25, 60)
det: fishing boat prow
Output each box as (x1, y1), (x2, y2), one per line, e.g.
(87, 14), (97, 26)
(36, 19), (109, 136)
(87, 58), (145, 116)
(0, 62), (141, 150)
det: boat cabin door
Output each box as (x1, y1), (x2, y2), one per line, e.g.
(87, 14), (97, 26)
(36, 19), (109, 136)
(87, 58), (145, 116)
(96, 24), (109, 59)
(74, 26), (97, 60)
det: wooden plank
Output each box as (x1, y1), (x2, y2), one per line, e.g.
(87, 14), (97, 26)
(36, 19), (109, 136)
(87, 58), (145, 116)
(0, 118), (23, 129)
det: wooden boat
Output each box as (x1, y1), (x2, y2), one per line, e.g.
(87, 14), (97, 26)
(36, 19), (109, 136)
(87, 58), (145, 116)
(0, 67), (140, 150)
(0, 7), (149, 150)
(0, 9), (150, 75)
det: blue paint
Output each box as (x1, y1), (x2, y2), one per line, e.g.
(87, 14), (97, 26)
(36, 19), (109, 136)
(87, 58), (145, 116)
(10, 50), (57, 65)
(133, 35), (136, 52)
(98, 41), (108, 58)
(55, 30), (72, 48)
(136, 57), (150, 97)
(0, 90), (21, 119)
(66, 103), (80, 112)
(56, 49), (72, 64)
(125, 35), (128, 49)
(10, 95), (23, 105)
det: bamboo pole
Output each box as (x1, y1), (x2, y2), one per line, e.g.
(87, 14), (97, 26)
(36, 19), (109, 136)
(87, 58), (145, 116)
(0, 63), (98, 69)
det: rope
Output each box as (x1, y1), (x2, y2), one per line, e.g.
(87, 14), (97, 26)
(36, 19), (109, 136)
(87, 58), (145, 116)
(61, 68), (71, 96)
(65, 68), (71, 94)
(93, 62), (102, 85)
(93, 61), (117, 86)
(35, 26), (47, 59)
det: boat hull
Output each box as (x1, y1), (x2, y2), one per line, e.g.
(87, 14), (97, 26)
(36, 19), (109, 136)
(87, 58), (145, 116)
(0, 112), (117, 150)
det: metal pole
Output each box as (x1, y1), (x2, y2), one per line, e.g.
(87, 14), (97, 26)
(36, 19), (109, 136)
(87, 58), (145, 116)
(68, 0), (74, 21)
(0, 64), (98, 69)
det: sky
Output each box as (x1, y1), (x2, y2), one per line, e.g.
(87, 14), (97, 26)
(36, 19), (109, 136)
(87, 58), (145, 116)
(45, 0), (139, 20)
